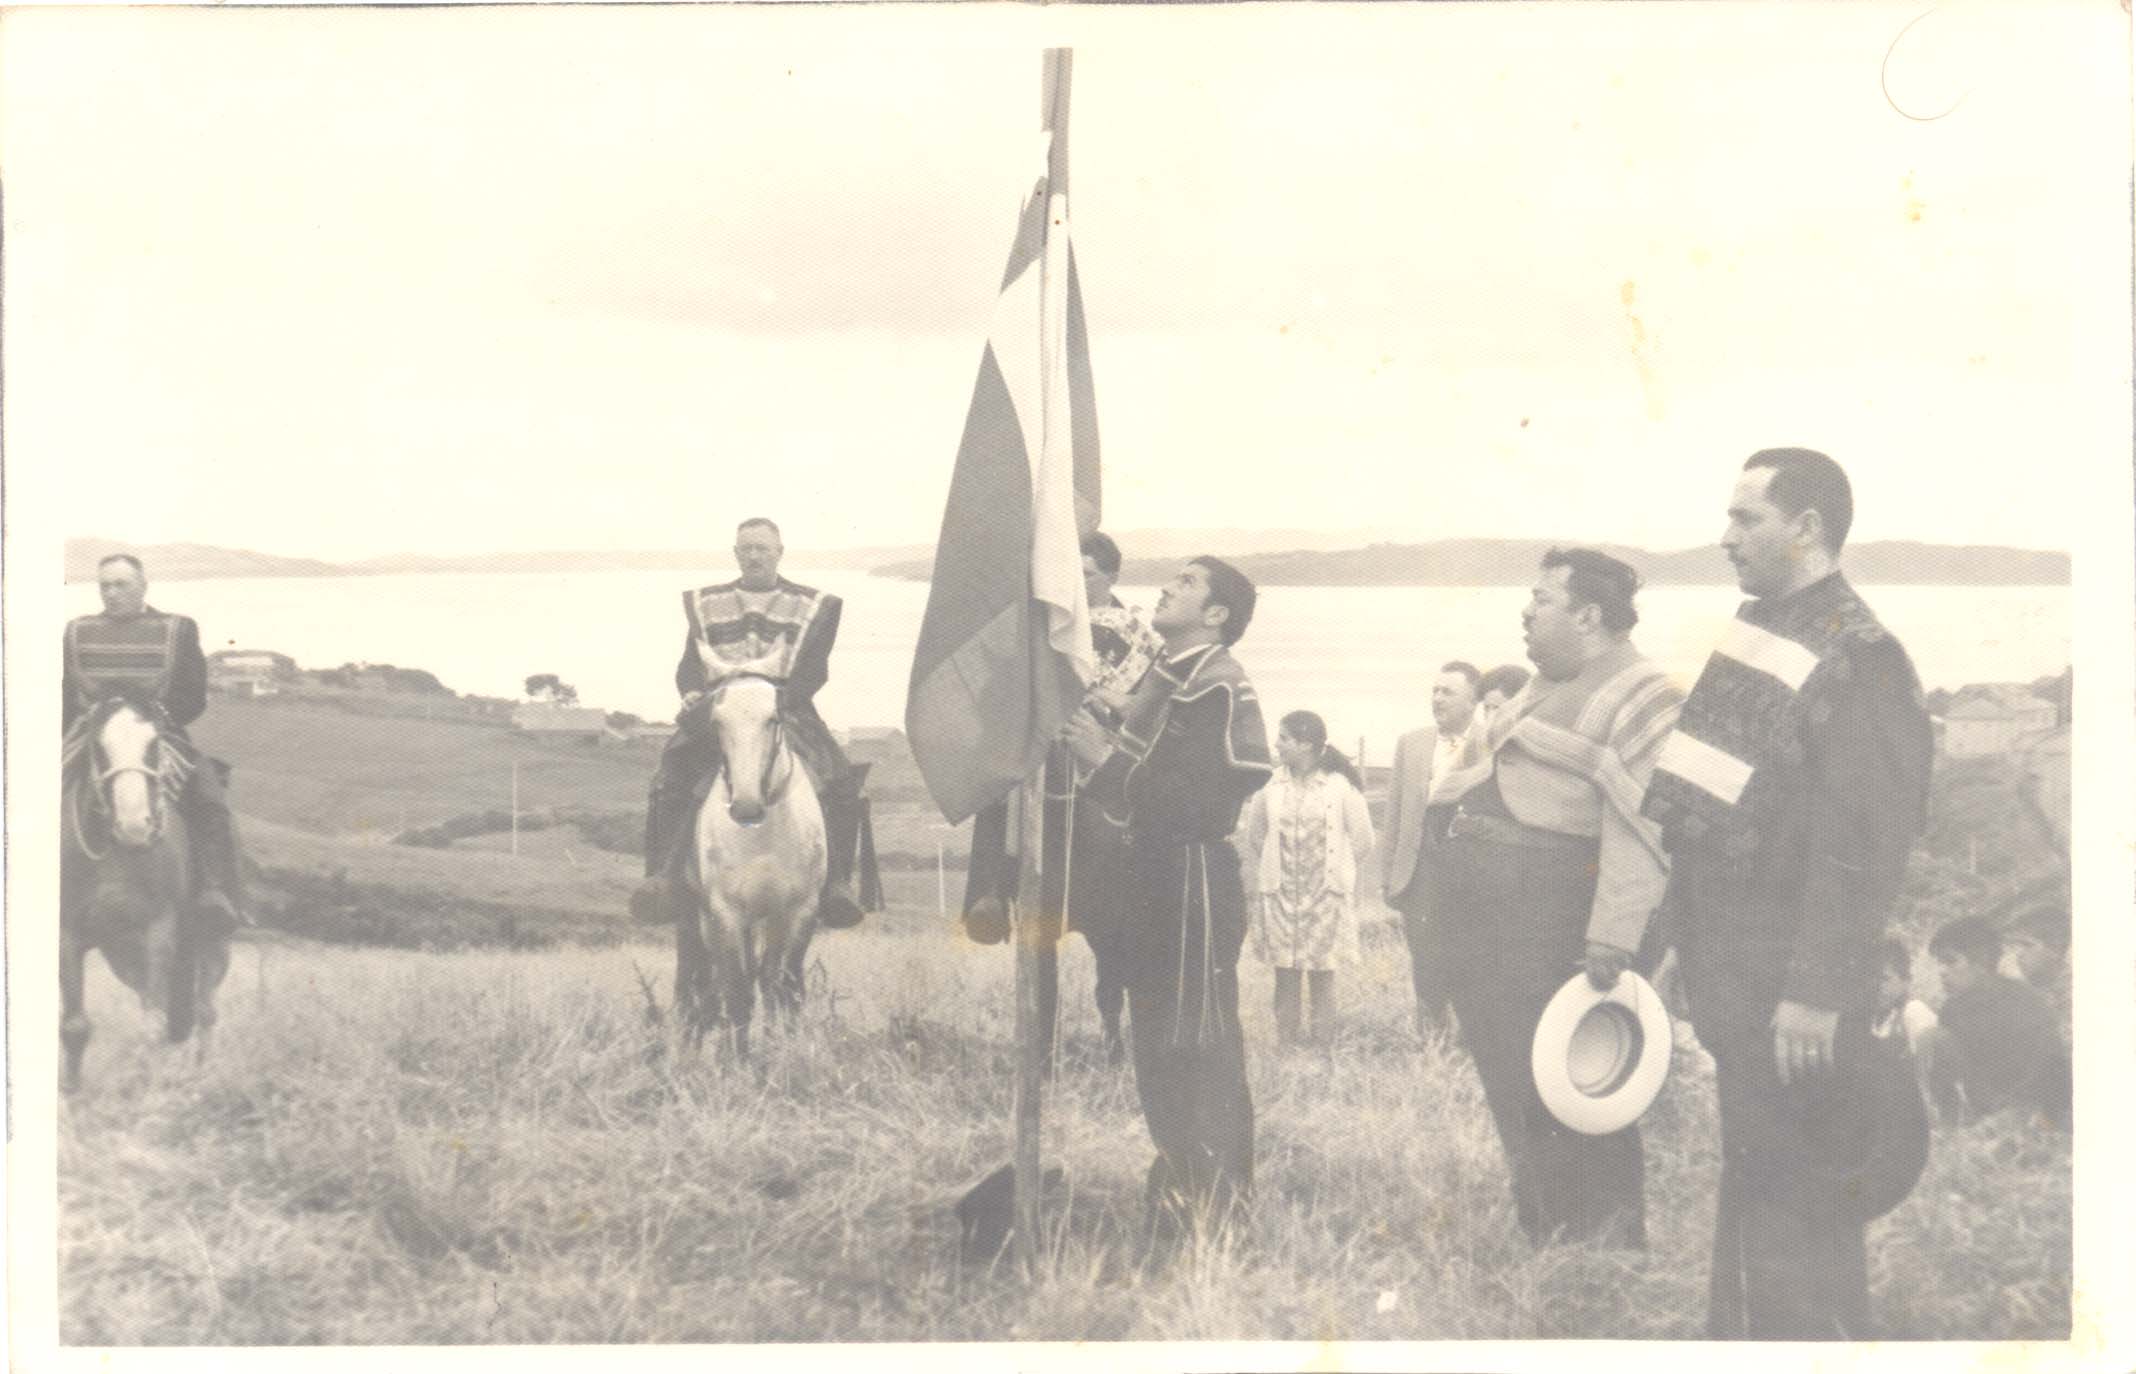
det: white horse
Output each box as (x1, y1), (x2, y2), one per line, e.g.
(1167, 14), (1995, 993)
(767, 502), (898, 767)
(61, 699), (229, 1092)
(675, 671), (827, 1056)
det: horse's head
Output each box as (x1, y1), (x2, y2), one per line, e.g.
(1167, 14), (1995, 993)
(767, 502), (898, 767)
(94, 699), (168, 848)
(708, 673), (787, 825)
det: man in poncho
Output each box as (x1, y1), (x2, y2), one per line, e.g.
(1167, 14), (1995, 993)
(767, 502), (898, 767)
(1644, 448), (1933, 1338)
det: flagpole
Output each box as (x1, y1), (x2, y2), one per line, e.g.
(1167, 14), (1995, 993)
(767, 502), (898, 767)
(1011, 44), (1075, 1279)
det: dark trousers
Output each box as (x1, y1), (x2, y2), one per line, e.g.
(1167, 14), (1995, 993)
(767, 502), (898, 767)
(1389, 885), (1454, 1035)
(1700, 1025), (1875, 1339)
(183, 758), (243, 901)
(965, 770), (1131, 1059)
(1125, 836), (1254, 1251)
(1431, 823), (1646, 1249)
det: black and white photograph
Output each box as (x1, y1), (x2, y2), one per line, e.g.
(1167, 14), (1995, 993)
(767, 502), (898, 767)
(4, 1), (2131, 1365)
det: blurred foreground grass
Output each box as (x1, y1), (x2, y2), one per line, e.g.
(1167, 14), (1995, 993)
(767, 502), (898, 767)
(58, 920), (2068, 1345)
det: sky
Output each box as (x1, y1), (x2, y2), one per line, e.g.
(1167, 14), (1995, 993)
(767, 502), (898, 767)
(2, 1), (2129, 561)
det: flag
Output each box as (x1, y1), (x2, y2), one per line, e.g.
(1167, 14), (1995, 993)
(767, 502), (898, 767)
(907, 54), (1101, 824)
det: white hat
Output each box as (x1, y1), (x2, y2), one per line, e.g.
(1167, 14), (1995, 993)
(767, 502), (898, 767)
(1531, 971), (1673, 1135)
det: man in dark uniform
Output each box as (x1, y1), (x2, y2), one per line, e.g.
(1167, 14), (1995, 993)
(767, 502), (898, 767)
(1643, 448), (1934, 1339)
(962, 531), (1160, 1065)
(631, 518), (871, 929)
(63, 553), (244, 932)
(1065, 556), (1272, 1259)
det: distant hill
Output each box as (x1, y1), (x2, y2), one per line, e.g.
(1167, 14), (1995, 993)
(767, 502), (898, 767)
(342, 544), (933, 575)
(65, 538), (932, 582)
(878, 539), (2070, 587)
(69, 533), (2067, 587)
(66, 538), (344, 583)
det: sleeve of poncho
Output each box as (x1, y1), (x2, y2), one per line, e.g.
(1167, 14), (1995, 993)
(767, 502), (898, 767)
(1783, 638), (1933, 1011)
(1584, 674), (1685, 954)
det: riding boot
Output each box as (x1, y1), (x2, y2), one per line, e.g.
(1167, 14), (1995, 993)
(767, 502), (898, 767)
(817, 772), (867, 930)
(185, 764), (244, 936)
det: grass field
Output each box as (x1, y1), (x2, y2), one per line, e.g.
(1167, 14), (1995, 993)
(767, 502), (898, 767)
(56, 695), (2070, 1342)
(58, 917), (2069, 1344)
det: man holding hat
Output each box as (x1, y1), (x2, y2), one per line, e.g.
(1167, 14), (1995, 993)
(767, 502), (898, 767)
(1425, 548), (1684, 1249)
(1644, 448), (1933, 1338)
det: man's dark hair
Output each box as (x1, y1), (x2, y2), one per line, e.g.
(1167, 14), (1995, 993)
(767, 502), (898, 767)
(736, 517), (782, 542)
(1081, 531), (1123, 578)
(98, 553), (145, 577)
(1929, 915), (2004, 969)
(1744, 448), (1854, 553)
(1541, 547), (1641, 635)
(2011, 899), (2072, 954)
(1439, 660), (1481, 690)
(1479, 663), (1532, 700)
(1189, 556), (1257, 646)
(1881, 936), (1912, 980)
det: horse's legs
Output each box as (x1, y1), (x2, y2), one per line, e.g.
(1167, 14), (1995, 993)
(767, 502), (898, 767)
(196, 939), (229, 1060)
(193, 949), (224, 1067)
(61, 930), (91, 1094)
(768, 929), (810, 1023)
(705, 913), (754, 1061)
(675, 910), (711, 1050)
(154, 908), (197, 1045)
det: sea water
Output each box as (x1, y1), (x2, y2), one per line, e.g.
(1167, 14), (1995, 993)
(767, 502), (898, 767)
(66, 570), (2069, 762)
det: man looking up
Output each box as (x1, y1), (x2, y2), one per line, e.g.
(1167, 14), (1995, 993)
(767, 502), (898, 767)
(1065, 556), (1273, 1263)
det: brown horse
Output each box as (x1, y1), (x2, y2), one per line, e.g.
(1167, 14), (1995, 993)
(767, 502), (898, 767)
(60, 699), (230, 1092)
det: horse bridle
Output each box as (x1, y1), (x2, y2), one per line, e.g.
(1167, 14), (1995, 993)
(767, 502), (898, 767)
(72, 701), (189, 859)
(710, 673), (794, 809)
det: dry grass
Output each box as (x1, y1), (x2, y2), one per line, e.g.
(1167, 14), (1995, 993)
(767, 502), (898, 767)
(58, 918), (2069, 1345)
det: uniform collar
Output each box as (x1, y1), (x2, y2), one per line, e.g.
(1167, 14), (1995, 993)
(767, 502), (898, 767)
(1162, 640), (1219, 674)
(1744, 570), (1850, 627)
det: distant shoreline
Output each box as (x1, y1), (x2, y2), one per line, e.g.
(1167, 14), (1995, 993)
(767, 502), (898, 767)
(68, 535), (2070, 588)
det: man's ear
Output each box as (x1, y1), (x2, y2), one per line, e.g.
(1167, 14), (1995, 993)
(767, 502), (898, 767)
(1795, 506), (1826, 553)
(1203, 602), (1231, 633)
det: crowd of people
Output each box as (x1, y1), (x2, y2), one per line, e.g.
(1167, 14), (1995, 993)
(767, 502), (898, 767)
(951, 444), (2069, 1338)
(66, 444), (2072, 1342)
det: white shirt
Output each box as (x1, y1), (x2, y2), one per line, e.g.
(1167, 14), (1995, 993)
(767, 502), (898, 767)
(1433, 720), (1475, 779)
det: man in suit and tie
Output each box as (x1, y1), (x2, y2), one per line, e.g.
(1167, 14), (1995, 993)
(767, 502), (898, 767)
(1381, 661), (1483, 1037)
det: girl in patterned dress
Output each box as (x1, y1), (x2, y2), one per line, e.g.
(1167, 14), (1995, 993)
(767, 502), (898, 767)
(1241, 710), (1376, 1048)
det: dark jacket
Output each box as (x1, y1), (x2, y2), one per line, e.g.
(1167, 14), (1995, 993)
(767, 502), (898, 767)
(1088, 641), (1274, 846)
(1663, 577), (1934, 1029)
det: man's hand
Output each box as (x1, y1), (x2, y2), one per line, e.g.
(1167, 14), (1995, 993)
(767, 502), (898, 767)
(1772, 999), (1840, 1086)
(1583, 940), (1631, 992)
(1063, 710), (1113, 769)
(1089, 683), (1134, 716)
(676, 690), (707, 722)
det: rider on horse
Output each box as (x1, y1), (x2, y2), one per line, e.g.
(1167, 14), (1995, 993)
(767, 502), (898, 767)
(631, 517), (873, 930)
(63, 553), (245, 935)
